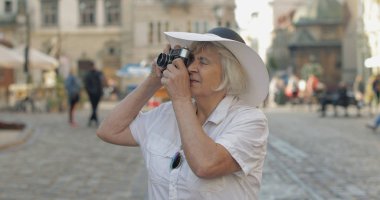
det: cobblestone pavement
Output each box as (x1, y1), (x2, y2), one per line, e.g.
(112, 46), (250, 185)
(260, 106), (380, 200)
(0, 103), (148, 200)
(1, 103), (380, 199)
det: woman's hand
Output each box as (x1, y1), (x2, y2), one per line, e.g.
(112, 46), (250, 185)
(150, 44), (172, 79)
(161, 57), (192, 103)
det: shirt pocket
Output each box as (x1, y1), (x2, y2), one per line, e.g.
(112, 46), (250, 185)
(184, 163), (225, 193)
(145, 133), (177, 184)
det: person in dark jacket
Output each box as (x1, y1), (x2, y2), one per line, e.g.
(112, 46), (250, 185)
(84, 65), (105, 127)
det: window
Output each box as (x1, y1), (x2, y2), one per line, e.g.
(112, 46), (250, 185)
(321, 26), (336, 40)
(157, 22), (161, 43)
(79, 0), (96, 26)
(195, 21), (199, 33)
(187, 21), (191, 32)
(165, 21), (169, 32)
(41, 0), (58, 26)
(105, 0), (120, 25)
(149, 22), (153, 43)
(0, 69), (4, 81)
(5, 0), (12, 13)
(203, 21), (208, 33)
(217, 20), (222, 27)
(226, 21), (230, 28)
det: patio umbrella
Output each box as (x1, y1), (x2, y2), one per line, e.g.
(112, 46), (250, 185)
(365, 55), (380, 68)
(0, 44), (24, 68)
(15, 46), (59, 70)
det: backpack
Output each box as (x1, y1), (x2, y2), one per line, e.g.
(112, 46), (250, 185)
(85, 70), (103, 96)
(65, 75), (81, 98)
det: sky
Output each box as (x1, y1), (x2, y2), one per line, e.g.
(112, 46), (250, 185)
(234, 0), (274, 62)
(235, 0), (271, 29)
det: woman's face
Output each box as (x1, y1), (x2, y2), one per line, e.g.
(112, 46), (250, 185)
(187, 46), (225, 98)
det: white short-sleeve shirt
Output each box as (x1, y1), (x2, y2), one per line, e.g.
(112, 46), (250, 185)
(130, 96), (269, 200)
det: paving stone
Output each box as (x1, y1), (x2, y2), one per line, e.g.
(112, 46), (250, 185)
(1, 104), (379, 199)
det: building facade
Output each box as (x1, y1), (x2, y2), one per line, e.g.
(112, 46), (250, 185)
(268, 0), (306, 74)
(269, 0), (361, 88)
(361, 0), (380, 74)
(0, 0), (237, 85)
(289, 0), (348, 87)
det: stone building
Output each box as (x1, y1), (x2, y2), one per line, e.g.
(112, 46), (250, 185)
(269, 0), (352, 88)
(270, 0), (380, 87)
(0, 0), (237, 86)
(269, 0), (306, 73)
(288, 0), (350, 87)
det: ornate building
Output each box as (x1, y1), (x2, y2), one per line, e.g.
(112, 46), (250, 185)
(288, 0), (350, 87)
(269, 0), (306, 73)
(270, 0), (380, 87)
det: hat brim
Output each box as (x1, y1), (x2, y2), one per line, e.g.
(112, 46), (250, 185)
(164, 32), (269, 107)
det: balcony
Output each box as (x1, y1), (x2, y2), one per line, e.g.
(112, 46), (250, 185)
(0, 14), (17, 26)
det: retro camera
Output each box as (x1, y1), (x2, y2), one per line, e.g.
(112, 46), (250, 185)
(156, 48), (193, 69)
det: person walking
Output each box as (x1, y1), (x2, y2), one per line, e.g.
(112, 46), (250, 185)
(372, 74), (380, 109)
(97, 27), (269, 199)
(64, 71), (81, 127)
(366, 114), (380, 132)
(84, 64), (105, 127)
(353, 75), (365, 116)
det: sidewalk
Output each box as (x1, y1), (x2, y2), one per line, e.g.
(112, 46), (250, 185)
(0, 102), (379, 199)
(0, 102), (375, 151)
(0, 101), (118, 151)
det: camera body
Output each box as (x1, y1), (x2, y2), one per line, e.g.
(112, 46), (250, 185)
(156, 48), (192, 69)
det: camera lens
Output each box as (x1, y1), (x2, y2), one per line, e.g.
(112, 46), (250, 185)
(157, 53), (169, 69)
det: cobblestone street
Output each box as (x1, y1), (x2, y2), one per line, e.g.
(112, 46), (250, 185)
(1, 103), (380, 199)
(261, 106), (380, 199)
(0, 103), (148, 200)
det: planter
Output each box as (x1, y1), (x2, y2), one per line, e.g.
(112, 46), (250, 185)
(0, 121), (25, 130)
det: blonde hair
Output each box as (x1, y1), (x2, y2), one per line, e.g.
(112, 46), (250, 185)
(190, 41), (248, 95)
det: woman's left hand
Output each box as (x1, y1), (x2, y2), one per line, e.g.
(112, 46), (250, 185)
(161, 58), (192, 102)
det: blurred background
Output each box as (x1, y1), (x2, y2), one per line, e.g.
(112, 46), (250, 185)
(0, 0), (380, 199)
(0, 0), (378, 110)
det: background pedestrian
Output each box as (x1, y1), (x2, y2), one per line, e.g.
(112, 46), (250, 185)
(84, 64), (105, 127)
(64, 70), (81, 127)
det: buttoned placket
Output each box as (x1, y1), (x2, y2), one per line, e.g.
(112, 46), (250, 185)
(167, 97), (231, 199)
(168, 150), (182, 200)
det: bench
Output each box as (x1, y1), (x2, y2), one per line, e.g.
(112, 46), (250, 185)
(319, 90), (362, 117)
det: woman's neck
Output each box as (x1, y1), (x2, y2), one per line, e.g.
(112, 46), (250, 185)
(194, 92), (226, 124)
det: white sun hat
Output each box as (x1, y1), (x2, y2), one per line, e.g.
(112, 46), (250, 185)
(164, 27), (269, 107)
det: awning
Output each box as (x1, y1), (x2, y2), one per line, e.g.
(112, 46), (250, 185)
(365, 55), (380, 68)
(0, 45), (59, 70)
(0, 44), (24, 68)
(15, 46), (59, 70)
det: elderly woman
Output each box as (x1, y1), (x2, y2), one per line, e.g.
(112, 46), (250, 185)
(97, 27), (269, 200)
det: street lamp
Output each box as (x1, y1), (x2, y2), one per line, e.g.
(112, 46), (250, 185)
(22, 0), (31, 83)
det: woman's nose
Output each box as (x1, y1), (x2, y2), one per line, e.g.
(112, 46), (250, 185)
(187, 61), (198, 72)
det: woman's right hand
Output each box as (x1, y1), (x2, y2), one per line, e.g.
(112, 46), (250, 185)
(150, 44), (171, 79)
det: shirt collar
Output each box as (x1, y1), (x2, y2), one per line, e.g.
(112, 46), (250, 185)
(206, 95), (235, 125)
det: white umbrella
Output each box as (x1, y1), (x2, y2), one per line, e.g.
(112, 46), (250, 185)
(15, 46), (59, 70)
(0, 44), (24, 68)
(365, 55), (380, 68)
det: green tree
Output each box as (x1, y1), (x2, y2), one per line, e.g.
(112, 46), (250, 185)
(301, 62), (323, 80)
(267, 56), (278, 75)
